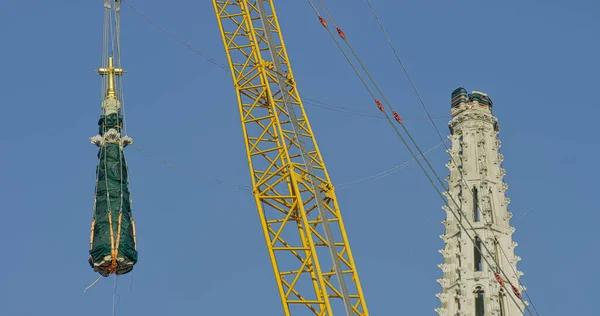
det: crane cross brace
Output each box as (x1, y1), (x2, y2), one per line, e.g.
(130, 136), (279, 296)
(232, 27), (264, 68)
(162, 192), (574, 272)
(213, 1), (369, 315)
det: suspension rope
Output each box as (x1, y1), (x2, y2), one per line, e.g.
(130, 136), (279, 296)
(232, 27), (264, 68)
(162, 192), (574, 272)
(310, 6), (533, 316)
(335, 140), (446, 188)
(121, 0), (446, 121)
(115, 0), (129, 137)
(91, 0), (135, 279)
(131, 140), (445, 191)
(360, 0), (447, 140)
(83, 275), (103, 293)
(513, 206), (535, 225)
(306, 1), (534, 313)
(361, 1), (541, 314)
(122, 0), (228, 71)
(116, 0), (127, 278)
(129, 271), (135, 292)
(308, 99), (449, 120)
(120, 1), (536, 313)
(131, 144), (251, 191)
(112, 275), (120, 316)
(105, 0), (117, 276)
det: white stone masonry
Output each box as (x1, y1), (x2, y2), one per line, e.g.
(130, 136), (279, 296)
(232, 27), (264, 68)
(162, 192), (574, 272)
(435, 96), (526, 316)
(89, 98), (132, 149)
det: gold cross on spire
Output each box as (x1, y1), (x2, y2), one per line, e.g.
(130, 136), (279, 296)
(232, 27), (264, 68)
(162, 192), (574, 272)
(96, 56), (124, 100)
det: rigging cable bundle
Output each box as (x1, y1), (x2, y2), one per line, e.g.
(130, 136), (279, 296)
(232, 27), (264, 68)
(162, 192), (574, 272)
(88, 0), (138, 278)
(110, 2), (543, 315)
(359, 2), (540, 314)
(306, 1), (538, 314)
(121, 0), (449, 122)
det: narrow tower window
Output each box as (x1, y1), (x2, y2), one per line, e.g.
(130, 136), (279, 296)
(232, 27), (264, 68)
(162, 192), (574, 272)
(473, 187), (480, 222)
(494, 239), (501, 271)
(499, 289), (507, 316)
(474, 236), (483, 271)
(475, 287), (485, 316)
(488, 188), (495, 224)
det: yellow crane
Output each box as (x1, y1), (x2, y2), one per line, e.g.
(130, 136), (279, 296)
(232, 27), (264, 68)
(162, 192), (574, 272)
(212, 1), (369, 315)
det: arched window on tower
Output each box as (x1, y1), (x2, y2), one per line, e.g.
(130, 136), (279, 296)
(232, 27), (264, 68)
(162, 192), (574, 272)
(474, 287), (485, 316)
(493, 239), (501, 271)
(488, 188), (495, 224)
(499, 289), (507, 316)
(473, 187), (480, 222)
(474, 236), (483, 272)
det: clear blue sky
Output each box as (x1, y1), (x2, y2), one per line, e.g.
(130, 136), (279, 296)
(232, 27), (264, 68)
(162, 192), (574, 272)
(0, 0), (598, 315)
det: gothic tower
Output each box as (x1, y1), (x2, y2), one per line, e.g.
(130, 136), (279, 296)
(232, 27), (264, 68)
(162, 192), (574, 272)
(435, 88), (527, 316)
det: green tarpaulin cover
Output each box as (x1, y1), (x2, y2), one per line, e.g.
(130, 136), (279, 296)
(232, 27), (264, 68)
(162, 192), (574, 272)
(89, 112), (137, 276)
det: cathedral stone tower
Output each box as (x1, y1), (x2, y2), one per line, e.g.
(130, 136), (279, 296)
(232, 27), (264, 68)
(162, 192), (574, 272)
(435, 88), (527, 316)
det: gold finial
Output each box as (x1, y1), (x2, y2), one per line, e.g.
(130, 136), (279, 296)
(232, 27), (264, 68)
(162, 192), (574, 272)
(96, 56), (124, 100)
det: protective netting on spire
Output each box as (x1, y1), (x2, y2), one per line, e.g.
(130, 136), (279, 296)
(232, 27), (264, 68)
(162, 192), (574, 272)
(88, 0), (137, 277)
(89, 112), (137, 277)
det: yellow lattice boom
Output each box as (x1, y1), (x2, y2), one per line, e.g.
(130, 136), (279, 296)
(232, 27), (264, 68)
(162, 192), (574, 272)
(212, 1), (369, 315)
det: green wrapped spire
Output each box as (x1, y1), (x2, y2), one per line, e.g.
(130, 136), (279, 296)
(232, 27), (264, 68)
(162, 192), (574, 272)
(88, 55), (137, 277)
(89, 106), (137, 276)
(88, 1), (137, 277)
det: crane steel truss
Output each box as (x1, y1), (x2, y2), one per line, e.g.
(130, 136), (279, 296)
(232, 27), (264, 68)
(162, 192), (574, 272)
(212, 1), (369, 315)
